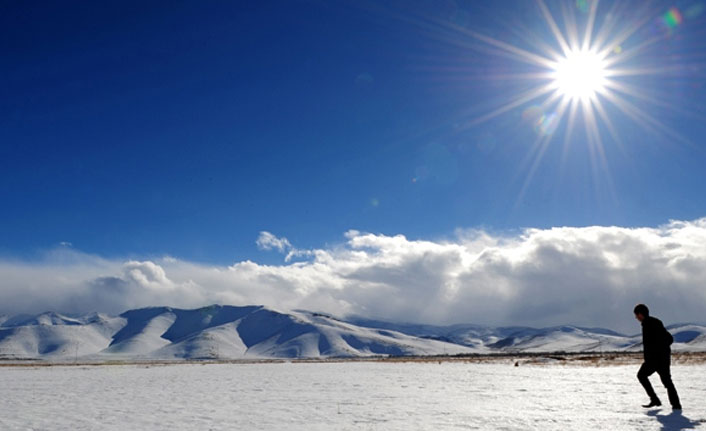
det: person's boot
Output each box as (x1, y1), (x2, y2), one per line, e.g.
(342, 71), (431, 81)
(642, 399), (661, 408)
(672, 404), (682, 411)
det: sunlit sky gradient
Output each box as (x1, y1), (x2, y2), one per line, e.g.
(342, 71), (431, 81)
(2, 1), (706, 271)
(0, 0), (706, 323)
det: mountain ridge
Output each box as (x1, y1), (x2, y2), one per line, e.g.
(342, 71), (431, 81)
(1, 305), (705, 361)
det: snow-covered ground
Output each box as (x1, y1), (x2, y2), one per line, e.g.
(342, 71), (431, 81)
(1, 362), (705, 430)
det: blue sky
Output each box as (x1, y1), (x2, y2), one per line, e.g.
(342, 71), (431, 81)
(3, 1), (706, 264)
(3, 1), (706, 327)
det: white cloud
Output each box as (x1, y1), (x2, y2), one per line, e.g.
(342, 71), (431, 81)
(1, 219), (706, 332)
(256, 231), (313, 262)
(122, 261), (173, 290)
(256, 231), (292, 253)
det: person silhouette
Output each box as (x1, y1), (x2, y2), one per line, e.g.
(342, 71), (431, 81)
(634, 303), (682, 410)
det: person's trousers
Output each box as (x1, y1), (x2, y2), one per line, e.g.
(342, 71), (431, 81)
(637, 361), (681, 408)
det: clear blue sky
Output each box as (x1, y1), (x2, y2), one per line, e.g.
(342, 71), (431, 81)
(3, 0), (706, 264)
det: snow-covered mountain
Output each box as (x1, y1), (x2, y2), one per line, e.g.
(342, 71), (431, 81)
(348, 317), (706, 354)
(667, 323), (706, 352)
(1, 305), (705, 361)
(0, 305), (476, 361)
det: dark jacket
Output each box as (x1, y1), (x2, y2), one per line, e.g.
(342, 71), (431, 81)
(642, 316), (673, 363)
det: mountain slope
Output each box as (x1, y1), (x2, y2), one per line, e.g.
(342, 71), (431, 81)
(0, 305), (478, 360)
(348, 317), (706, 354)
(1, 306), (704, 361)
(0, 313), (126, 359)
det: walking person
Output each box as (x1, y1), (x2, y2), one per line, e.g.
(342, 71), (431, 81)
(634, 303), (682, 410)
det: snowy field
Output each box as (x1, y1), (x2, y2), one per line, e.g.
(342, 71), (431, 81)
(1, 361), (705, 430)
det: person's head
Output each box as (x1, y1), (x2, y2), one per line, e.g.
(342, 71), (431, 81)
(634, 303), (649, 322)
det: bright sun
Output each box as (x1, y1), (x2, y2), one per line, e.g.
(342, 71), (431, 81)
(552, 49), (608, 101)
(462, 0), (691, 201)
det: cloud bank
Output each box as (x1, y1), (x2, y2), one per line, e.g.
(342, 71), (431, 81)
(2, 219), (706, 332)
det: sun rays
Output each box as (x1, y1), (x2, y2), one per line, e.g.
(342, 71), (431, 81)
(445, 0), (698, 202)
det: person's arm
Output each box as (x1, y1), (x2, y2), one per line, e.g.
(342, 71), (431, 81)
(655, 318), (673, 347)
(663, 323), (673, 346)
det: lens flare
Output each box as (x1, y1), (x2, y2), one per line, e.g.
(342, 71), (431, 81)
(662, 7), (683, 29)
